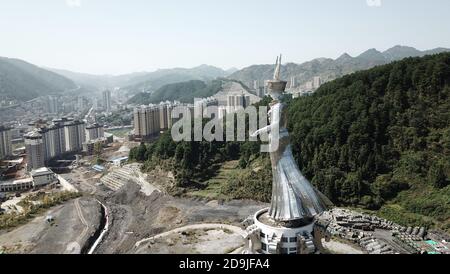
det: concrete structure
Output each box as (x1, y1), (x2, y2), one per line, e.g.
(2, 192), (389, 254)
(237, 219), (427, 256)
(103, 90), (112, 113)
(46, 96), (59, 114)
(77, 96), (86, 112)
(0, 125), (12, 160)
(0, 167), (58, 193)
(86, 123), (105, 142)
(290, 76), (297, 89)
(256, 87), (265, 98)
(64, 120), (86, 153)
(194, 97), (219, 119)
(83, 136), (112, 156)
(38, 123), (66, 161)
(0, 178), (33, 192)
(313, 76), (322, 89)
(248, 209), (316, 254)
(110, 156), (129, 167)
(157, 101), (183, 130)
(30, 167), (58, 187)
(24, 117), (87, 169)
(24, 131), (46, 171)
(133, 105), (161, 140)
(227, 94), (250, 113)
(213, 81), (261, 109)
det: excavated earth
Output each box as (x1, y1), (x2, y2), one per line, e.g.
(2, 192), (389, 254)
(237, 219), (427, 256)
(95, 182), (267, 254)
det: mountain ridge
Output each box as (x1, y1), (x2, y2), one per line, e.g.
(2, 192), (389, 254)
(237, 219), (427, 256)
(0, 57), (77, 101)
(228, 46), (450, 88)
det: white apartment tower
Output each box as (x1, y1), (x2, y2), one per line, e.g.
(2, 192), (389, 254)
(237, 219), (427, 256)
(0, 126), (12, 160)
(64, 120), (86, 153)
(25, 131), (46, 171)
(103, 90), (112, 113)
(86, 123), (105, 142)
(133, 105), (161, 139)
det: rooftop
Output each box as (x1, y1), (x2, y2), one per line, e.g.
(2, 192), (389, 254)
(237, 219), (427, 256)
(30, 167), (54, 176)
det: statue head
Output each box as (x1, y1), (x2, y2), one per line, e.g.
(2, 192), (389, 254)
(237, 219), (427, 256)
(268, 54), (287, 99)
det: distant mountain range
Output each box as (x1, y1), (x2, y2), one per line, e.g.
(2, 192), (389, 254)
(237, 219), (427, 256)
(49, 65), (231, 95)
(0, 57), (77, 101)
(119, 65), (230, 95)
(47, 68), (150, 91)
(228, 46), (450, 88)
(2, 45), (449, 103)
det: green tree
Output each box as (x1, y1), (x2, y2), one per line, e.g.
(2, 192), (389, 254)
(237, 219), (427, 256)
(428, 161), (448, 189)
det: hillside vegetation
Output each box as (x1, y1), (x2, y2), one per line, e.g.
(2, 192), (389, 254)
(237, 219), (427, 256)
(287, 53), (450, 229)
(122, 65), (228, 95)
(128, 80), (223, 104)
(130, 54), (450, 231)
(0, 57), (77, 101)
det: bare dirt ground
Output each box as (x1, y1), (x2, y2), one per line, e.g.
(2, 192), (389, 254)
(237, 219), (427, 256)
(322, 239), (365, 254)
(95, 182), (267, 254)
(135, 226), (245, 254)
(0, 197), (101, 254)
(0, 161), (265, 254)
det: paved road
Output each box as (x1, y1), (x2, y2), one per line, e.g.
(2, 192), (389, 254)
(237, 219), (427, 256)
(135, 223), (246, 248)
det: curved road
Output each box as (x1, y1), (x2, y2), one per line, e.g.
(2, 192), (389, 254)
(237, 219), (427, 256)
(135, 223), (246, 248)
(74, 198), (89, 243)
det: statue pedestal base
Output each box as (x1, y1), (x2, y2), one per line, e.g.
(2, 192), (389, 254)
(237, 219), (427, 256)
(244, 208), (318, 254)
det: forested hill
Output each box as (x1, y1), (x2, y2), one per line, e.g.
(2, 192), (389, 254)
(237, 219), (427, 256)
(128, 79), (224, 104)
(0, 57), (77, 101)
(130, 53), (450, 230)
(288, 53), (450, 228)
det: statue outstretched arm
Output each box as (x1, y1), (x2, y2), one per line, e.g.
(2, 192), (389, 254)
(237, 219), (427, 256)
(250, 121), (279, 138)
(251, 125), (271, 138)
(250, 103), (281, 138)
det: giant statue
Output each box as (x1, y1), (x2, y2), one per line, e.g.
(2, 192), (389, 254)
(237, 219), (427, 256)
(251, 55), (331, 226)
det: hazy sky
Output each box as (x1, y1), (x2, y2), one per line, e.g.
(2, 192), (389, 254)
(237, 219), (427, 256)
(1, 0), (449, 75)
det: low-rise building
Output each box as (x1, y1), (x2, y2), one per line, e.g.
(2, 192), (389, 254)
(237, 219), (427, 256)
(110, 156), (129, 167)
(83, 136), (113, 156)
(30, 167), (58, 187)
(0, 178), (34, 192)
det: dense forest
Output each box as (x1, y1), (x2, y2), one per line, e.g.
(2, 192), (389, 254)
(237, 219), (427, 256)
(130, 53), (450, 230)
(287, 53), (450, 229)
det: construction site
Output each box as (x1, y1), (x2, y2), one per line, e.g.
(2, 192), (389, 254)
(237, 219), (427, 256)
(317, 208), (450, 254)
(1, 138), (449, 255)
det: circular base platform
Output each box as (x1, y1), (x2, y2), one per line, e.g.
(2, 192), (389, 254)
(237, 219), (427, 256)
(249, 208), (316, 254)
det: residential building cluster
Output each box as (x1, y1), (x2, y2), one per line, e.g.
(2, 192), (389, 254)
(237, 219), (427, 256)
(0, 167), (57, 192)
(24, 118), (105, 170)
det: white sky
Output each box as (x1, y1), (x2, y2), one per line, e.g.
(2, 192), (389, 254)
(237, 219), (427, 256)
(0, 0), (449, 75)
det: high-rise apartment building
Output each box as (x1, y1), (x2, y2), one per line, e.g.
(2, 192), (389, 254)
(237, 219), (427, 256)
(38, 124), (65, 160)
(194, 97), (219, 119)
(103, 90), (112, 113)
(313, 76), (322, 89)
(46, 96), (59, 114)
(86, 123), (105, 142)
(0, 125), (12, 160)
(24, 131), (46, 171)
(227, 94), (251, 113)
(25, 118), (88, 171)
(159, 103), (170, 131)
(133, 105), (161, 140)
(64, 120), (86, 153)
